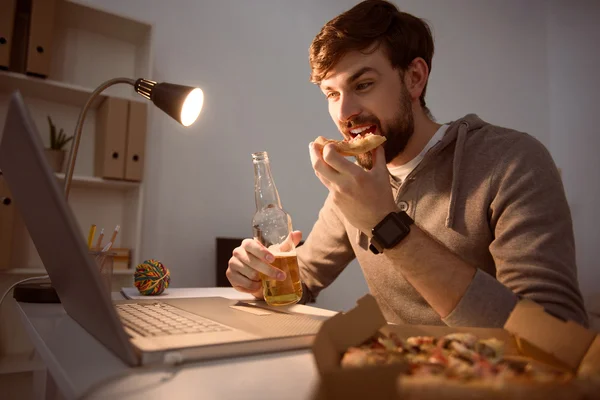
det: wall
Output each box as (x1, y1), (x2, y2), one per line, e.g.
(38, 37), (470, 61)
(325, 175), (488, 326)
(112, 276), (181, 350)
(546, 0), (600, 308)
(78, 0), (597, 312)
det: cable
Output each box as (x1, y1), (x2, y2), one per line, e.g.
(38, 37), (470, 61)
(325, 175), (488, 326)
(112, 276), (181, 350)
(0, 275), (50, 307)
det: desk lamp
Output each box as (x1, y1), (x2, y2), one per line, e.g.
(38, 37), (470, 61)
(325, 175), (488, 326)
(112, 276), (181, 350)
(64, 78), (204, 199)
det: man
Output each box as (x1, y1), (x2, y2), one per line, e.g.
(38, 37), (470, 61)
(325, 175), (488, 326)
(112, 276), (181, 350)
(226, 0), (588, 327)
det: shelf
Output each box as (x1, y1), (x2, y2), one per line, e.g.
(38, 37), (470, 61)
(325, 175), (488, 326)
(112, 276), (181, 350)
(0, 268), (133, 276)
(54, 173), (140, 191)
(0, 352), (45, 375)
(0, 70), (145, 108)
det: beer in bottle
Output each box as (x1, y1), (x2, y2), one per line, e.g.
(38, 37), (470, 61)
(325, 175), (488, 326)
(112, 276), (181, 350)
(251, 151), (302, 306)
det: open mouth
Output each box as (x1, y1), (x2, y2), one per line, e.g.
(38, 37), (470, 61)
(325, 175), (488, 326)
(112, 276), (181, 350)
(349, 125), (377, 140)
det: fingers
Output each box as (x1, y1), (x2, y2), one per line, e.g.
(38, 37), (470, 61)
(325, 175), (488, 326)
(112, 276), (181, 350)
(227, 255), (261, 293)
(280, 230), (302, 252)
(321, 143), (361, 176)
(310, 142), (364, 194)
(229, 251), (261, 281)
(241, 238), (274, 263)
(291, 230), (303, 246)
(227, 264), (262, 293)
(309, 142), (335, 186)
(241, 239), (275, 263)
(370, 145), (387, 172)
(240, 239), (286, 280)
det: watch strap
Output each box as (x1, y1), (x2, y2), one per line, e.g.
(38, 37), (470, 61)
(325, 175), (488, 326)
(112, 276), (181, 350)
(369, 237), (383, 255)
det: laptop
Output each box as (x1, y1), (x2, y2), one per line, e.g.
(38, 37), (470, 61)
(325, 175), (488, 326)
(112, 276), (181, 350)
(0, 91), (327, 367)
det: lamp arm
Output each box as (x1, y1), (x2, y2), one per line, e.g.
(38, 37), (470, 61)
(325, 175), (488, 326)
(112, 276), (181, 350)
(64, 77), (136, 200)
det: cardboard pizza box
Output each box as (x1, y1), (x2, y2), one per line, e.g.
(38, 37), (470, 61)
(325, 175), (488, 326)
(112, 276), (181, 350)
(310, 294), (600, 400)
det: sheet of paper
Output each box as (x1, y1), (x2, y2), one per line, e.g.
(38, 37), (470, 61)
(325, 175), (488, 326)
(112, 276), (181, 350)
(242, 301), (338, 318)
(120, 287), (256, 301)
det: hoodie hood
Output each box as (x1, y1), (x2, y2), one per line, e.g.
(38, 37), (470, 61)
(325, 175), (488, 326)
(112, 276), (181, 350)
(442, 114), (488, 228)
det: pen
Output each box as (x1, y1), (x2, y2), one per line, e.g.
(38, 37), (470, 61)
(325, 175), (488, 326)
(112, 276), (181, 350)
(106, 225), (120, 251)
(87, 224), (96, 249)
(95, 228), (104, 250)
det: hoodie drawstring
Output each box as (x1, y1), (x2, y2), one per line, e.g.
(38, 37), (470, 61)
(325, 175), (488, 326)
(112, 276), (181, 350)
(445, 123), (468, 229)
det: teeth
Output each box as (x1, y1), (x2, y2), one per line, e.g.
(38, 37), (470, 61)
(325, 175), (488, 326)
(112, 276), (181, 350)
(350, 126), (371, 135)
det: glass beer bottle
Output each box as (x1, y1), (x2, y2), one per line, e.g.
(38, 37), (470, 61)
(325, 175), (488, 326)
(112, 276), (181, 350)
(251, 151), (303, 306)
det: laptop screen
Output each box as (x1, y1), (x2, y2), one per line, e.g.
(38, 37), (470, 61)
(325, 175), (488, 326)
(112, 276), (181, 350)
(0, 91), (137, 366)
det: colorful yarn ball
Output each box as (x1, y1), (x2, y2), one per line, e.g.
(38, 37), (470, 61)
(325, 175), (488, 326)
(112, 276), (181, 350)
(134, 259), (171, 295)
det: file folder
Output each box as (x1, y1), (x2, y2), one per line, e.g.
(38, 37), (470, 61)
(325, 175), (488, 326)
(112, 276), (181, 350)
(124, 101), (147, 181)
(26, 0), (56, 77)
(95, 97), (128, 179)
(0, 175), (15, 269)
(0, 0), (17, 69)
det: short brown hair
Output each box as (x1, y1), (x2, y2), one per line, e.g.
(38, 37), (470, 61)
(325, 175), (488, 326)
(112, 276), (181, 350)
(309, 0), (435, 111)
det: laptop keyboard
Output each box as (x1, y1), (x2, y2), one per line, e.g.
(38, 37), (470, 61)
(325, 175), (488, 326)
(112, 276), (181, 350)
(116, 302), (233, 337)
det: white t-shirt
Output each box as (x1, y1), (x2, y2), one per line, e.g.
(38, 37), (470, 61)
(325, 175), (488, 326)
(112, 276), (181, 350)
(388, 124), (448, 183)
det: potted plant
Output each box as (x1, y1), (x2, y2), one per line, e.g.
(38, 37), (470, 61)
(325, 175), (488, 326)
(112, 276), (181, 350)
(45, 116), (73, 173)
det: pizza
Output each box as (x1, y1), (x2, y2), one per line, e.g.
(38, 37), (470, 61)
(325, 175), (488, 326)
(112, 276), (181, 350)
(340, 332), (572, 384)
(314, 133), (386, 156)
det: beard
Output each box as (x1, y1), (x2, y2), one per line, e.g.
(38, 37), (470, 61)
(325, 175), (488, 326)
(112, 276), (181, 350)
(353, 85), (414, 170)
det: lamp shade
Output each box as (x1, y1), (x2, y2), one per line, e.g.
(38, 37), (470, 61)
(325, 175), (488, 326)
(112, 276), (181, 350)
(134, 79), (204, 126)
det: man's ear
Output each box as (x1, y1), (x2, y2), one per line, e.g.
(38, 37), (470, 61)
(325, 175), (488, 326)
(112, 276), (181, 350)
(404, 57), (429, 102)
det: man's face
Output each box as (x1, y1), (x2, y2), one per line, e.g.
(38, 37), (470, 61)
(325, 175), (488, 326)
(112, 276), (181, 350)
(319, 46), (414, 169)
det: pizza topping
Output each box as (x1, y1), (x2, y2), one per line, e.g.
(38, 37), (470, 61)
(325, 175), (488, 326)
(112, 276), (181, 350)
(406, 335), (437, 347)
(446, 356), (476, 380)
(377, 336), (401, 352)
(448, 341), (478, 364)
(472, 357), (497, 380)
(427, 347), (449, 366)
(475, 338), (504, 362)
(438, 333), (478, 349)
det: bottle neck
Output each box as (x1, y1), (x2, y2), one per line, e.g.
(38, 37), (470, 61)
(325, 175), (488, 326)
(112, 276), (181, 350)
(253, 153), (282, 210)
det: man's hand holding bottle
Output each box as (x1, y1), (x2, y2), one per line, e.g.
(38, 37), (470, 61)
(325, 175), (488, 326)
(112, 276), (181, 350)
(226, 231), (303, 299)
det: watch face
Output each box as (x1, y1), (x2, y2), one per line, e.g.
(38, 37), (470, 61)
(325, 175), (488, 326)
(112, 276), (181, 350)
(377, 217), (408, 247)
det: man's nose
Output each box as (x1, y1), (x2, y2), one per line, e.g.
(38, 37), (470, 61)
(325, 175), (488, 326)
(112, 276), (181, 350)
(337, 94), (361, 126)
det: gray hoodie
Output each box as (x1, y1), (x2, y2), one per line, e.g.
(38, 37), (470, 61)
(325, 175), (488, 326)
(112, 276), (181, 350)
(297, 114), (588, 328)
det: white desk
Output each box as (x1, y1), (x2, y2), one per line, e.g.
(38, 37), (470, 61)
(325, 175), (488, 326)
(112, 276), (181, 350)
(16, 288), (337, 400)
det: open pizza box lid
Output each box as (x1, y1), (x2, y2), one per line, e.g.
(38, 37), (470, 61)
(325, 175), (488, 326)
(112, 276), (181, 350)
(310, 294), (600, 400)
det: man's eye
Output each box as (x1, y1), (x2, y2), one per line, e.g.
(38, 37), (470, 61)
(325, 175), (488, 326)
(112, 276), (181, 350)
(356, 82), (373, 91)
(326, 92), (339, 99)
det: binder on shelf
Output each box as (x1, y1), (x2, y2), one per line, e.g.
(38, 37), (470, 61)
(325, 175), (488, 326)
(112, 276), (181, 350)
(0, 0), (17, 69)
(0, 174), (16, 270)
(26, 0), (56, 77)
(124, 101), (147, 182)
(95, 97), (128, 180)
(7, 0), (28, 73)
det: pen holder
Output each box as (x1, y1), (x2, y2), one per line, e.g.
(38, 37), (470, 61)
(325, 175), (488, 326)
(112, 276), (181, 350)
(90, 250), (115, 294)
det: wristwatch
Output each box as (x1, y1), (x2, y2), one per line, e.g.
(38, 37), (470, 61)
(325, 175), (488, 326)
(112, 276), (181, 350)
(369, 211), (414, 255)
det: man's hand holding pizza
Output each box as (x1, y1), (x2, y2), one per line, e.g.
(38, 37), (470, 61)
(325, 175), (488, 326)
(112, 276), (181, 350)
(309, 137), (397, 236)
